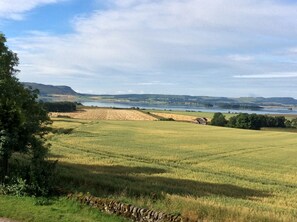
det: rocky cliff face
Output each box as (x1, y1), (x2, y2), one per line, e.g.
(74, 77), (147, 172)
(23, 82), (77, 96)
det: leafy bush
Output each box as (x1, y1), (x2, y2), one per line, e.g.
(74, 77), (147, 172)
(210, 113), (227, 126)
(0, 177), (28, 196)
(28, 157), (57, 196)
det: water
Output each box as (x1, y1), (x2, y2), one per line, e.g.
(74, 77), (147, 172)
(82, 101), (297, 115)
(82, 101), (133, 109)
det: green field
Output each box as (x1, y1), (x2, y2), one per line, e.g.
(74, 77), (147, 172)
(146, 109), (297, 120)
(0, 195), (127, 222)
(145, 109), (227, 119)
(43, 118), (297, 221)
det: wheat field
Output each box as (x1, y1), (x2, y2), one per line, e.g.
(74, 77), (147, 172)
(151, 112), (199, 122)
(50, 108), (157, 121)
(49, 116), (297, 222)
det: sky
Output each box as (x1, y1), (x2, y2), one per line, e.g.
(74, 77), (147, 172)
(1, 0), (297, 97)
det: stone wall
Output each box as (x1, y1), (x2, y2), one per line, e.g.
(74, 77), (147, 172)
(68, 193), (188, 222)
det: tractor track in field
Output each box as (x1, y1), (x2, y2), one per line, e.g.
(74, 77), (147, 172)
(55, 140), (297, 189)
(183, 146), (272, 162)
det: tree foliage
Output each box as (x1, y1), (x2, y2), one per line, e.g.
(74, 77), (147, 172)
(211, 112), (287, 130)
(0, 33), (55, 196)
(227, 113), (286, 130)
(210, 112), (227, 126)
(291, 118), (297, 128)
(42, 101), (77, 112)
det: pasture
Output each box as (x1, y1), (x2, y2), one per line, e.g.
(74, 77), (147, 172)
(48, 115), (297, 222)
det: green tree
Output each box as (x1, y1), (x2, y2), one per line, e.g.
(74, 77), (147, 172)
(291, 118), (297, 128)
(285, 119), (292, 128)
(227, 113), (251, 129)
(249, 114), (264, 130)
(210, 112), (227, 126)
(274, 116), (286, 128)
(227, 113), (288, 130)
(0, 33), (54, 195)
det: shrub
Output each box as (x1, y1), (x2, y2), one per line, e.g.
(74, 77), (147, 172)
(210, 113), (227, 126)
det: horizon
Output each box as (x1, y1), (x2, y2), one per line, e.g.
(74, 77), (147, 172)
(2, 0), (297, 97)
(24, 81), (297, 99)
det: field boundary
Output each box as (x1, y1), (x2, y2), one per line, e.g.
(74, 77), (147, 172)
(68, 193), (185, 222)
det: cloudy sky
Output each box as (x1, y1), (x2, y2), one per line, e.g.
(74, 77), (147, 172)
(1, 0), (297, 97)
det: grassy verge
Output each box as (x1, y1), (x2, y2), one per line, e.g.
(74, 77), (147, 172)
(0, 195), (128, 222)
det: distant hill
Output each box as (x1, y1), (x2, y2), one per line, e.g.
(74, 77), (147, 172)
(22, 82), (297, 107)
(23, 82), (77, 96)
(96, 94), (297, 107)
(246, 97), (297, 105)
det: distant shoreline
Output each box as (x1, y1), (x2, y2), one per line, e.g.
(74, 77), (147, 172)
(82, 101), (297, 115)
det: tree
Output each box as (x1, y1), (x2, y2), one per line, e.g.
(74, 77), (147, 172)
(291, 118), (297, 128)
(228, 113), (261, 130)
(274, 116), (286, 128)
(227, 113), (288, 130)
(265, 116), (277, 127)
(42, 101), (77, 112)
(0, 33), (54, 195)
(235, 113), (251, 129)
(285, 119), (292, 128)
(210, 112), (227, 126)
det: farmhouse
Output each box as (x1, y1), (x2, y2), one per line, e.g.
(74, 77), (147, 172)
(195, 117), (208, 125)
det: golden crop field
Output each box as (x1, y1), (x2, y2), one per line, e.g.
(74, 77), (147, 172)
(50, 108), (156, 121)
(49, 117), (297, 222)
(151, 112), (199, 122)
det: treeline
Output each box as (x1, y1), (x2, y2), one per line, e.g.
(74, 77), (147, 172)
(42, 101), (78, 112)
(210, 112), (297, 130)
(217, 103), (262, 110)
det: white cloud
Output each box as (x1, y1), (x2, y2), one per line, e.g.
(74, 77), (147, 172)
(131, 81), (176, 86)
(287, 47), (297, 54)
(234, 72), (297, 79)
(0, 0), (65, 20)
(228, 55), (254, 62)
(8, 0), (297, 96)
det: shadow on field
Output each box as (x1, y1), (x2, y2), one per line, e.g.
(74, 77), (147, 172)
(58, 163), (270, 200)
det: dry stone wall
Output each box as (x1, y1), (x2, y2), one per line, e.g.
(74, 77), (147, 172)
(68, 193), (188, 222)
